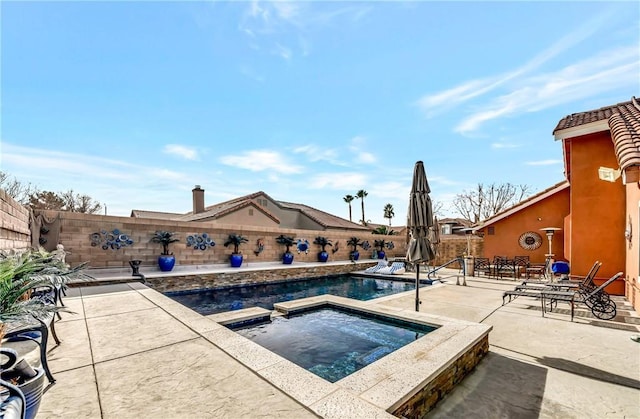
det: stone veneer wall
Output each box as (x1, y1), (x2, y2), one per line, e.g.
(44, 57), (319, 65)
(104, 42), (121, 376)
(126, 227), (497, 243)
(0, 189), (31, 251)
(147, 261), (378, 293)
(392, 336), (490, 418)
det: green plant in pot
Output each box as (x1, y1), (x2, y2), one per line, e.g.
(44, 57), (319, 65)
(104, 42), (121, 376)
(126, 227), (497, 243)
(374, 239), (388, 259)
(275, 235), (296, 265)
(151, 231), (179, 272)
(346, 237), (363, 261)
(224, 233), (249, 267)
(1, 249), (81, 419)
(313, 236), (332, 263)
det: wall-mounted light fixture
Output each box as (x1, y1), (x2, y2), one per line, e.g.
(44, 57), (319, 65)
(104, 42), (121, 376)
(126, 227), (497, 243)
(598, 166), (621, 182)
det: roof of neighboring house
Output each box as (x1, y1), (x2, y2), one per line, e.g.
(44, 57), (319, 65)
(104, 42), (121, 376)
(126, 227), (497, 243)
(472, 181), (570, 230)
(438, 218), (471, 227)
(133, 190), (367, 230)
(181, 197), (281, 224)
(278, 201), (370, 230)
(130, 210), (184, 220)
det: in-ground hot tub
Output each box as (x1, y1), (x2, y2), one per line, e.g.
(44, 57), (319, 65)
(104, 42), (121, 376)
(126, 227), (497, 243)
(208, 294), (492, 418)
(227, 305), (438, 383)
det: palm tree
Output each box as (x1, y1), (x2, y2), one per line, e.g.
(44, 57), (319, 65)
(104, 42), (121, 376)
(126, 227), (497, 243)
(356, 189), (368, 225)
(383, 203), (395, 226)
(343, 194), (355, 222)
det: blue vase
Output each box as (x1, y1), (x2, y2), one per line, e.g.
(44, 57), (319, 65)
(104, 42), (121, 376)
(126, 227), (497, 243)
(377, 250), (386, 260)
(283, 252), (294, 264)
(158, 255), (176, 272)
(351, 251), (360, 261)
(230, 254), (243, 268)
(318, 251), (329, 262)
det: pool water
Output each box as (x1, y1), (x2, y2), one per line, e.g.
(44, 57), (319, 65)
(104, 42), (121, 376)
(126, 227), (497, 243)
(168, 275), (419, 315)
(229, 307), (436, 382)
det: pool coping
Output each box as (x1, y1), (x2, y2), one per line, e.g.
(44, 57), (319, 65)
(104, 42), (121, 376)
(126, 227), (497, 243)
(205, 294), (492, 417)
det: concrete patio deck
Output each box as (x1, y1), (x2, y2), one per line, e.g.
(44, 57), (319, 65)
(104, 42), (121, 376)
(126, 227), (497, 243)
(36, 269), (640, 418)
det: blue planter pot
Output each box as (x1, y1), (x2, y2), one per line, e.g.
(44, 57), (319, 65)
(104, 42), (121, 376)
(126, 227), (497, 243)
(377, 250), (386, 259)
(158, 255), (176, 272)
(351, 251), (360, 261)
(230, 254), (243, 268)
(318, 251), (329, 262)
(283, 252), (294, 264)
(1, 368), (45, 419)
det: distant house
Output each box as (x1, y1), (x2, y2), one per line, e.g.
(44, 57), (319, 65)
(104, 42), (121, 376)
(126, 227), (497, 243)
(438, 218), (471, 236)
(131, 187), (369, 232)
(474, 96), (640, 305)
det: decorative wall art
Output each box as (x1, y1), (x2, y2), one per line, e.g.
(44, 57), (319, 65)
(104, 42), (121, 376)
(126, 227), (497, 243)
(518, 231), (542, 251)
(186, 233), (216, 251)
(90, 229), (134, 250)
(296, 239), (310, 254)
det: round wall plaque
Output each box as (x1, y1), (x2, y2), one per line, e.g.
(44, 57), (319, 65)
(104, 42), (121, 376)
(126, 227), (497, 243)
(519, 231), (542, 250)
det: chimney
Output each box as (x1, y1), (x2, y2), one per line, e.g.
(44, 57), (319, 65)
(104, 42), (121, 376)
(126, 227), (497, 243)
(193, 185), (205, 214)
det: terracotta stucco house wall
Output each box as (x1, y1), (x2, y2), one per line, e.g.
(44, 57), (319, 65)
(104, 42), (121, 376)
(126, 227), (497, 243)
(562, 132), (625, 291)
(553, 97), (640, 300)
(476, 183), (569, 265)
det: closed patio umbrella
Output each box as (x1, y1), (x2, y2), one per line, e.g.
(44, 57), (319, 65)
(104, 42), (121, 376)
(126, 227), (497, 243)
(430, 216), (441, 270)
(406, 161), (435, 311)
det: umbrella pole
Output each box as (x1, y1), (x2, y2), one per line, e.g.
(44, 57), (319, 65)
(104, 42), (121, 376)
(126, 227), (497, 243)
(415, 263), (420, 311)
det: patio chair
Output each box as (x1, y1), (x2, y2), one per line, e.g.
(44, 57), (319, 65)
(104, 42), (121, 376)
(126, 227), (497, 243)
(377, 261), (406, 275)
(496, 257), (516, 279)
(522, 261), (601, 289)
(506, 261), (601, 303)
(525, 256), (551, 279)
(513, 256), (530, 278)
(542, 272), (622, 321)
(364, 261), (388, 274)
(473, 257), (491, 277)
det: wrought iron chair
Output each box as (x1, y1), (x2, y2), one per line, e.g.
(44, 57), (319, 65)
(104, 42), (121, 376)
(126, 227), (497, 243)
(473, 257), (491, 277)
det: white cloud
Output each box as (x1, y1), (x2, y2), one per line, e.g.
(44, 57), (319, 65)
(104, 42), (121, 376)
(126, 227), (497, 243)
(525, 159), (563, 166)
(308, 172), (367, 189)
(273, 43), (292, 61)
(239, 65), (265, 82)
(348, 136), (377, 164)
(293, 144), (342, 164)
(239, 2), (372, 61)
(491, 142), (520, 149)
(220, 150), (303, 174)
(163, 144), (199, 160)
(455, 46), (639, 134)
(416, 12), (634, 132)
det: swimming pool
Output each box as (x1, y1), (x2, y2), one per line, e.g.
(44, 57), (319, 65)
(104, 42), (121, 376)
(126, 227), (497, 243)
(167, 275), (420, 315)
(228, 306), (436, 382)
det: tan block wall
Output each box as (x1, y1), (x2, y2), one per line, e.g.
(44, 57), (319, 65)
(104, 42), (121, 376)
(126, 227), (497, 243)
(0, 189), (31, 251)
(33, 210), (483, 271)
(37, 210), (412, 268)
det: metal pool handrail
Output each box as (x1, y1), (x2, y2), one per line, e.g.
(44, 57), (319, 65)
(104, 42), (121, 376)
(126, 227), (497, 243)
(426, 257), (464, 280)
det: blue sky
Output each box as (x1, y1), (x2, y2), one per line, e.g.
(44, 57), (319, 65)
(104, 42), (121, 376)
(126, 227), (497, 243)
(1, 1), (639, 225)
